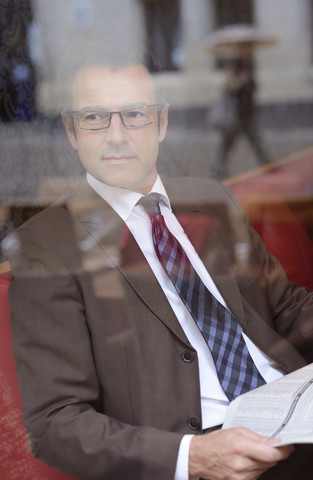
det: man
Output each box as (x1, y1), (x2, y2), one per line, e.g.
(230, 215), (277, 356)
(6, 50), (313, 480)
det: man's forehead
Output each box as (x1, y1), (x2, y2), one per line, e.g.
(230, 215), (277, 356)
(71, 64), (156, 108)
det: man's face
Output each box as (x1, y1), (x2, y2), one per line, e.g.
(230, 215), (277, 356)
(62, 64), (169, 194)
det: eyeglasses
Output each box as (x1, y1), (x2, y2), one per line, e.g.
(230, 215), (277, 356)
(69, 104), (162, 130)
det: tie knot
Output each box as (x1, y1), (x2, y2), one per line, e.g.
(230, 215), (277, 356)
(138, 193), (161, 216)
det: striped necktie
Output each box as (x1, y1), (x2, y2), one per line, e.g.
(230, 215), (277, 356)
(139, 193), (265, 401)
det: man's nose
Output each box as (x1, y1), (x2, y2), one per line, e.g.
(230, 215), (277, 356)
(106, 112), (128, 142)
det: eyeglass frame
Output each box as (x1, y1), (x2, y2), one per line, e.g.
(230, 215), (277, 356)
(67, 104), (165, 131)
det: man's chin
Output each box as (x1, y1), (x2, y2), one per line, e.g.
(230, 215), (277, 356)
(93, 165), (157, 194)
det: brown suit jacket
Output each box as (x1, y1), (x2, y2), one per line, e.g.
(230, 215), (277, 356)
(7, 177), (313, 480)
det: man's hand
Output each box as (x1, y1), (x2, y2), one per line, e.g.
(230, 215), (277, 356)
(189, 427), (294, 480)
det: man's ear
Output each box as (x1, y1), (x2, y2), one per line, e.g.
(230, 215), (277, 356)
(158, 103), (169, 143)
(61, 112), (78, 151)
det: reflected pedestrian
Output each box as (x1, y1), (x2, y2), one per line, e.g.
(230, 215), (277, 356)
(211, 45), (271, 179)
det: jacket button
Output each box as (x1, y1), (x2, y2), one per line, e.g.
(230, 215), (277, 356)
(181, 351), (194, 363)
(188, 417), (201, 430)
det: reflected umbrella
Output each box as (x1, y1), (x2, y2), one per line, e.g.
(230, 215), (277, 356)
(202, 24), (277, 57)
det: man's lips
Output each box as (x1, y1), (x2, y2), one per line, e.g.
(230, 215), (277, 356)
(102, 155), (135, 164)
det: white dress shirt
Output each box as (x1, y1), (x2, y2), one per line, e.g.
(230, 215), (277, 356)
(87, 173), (285, 480)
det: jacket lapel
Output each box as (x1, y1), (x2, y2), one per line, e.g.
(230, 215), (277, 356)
(72, 193), (192, 346)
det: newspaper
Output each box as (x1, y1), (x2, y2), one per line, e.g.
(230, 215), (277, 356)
(222, 363), (313, 446)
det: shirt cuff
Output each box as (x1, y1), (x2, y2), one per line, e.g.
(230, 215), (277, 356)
(174, 434), (195, 480)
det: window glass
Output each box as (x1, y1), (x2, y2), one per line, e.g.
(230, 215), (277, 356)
(1, 3), (313, 479)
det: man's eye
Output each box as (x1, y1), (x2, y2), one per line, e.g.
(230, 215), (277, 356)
(84, 113), (102, 122)
(127, 110), (144, 119)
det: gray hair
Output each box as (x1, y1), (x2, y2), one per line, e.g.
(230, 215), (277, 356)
(60, 42), (166, 109)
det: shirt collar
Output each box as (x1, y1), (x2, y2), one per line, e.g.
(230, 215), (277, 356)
(86, 173), (171, 221)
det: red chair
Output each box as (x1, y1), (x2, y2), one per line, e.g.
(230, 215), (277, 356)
(0, 268), (78, 480)
(247, 199), (313, 291)
(227, 166), (313, 291)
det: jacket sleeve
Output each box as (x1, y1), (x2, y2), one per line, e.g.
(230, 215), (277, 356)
(7, 223), (183, 480)
(220, 181), (313, 365)
(247, 223), (313, 363)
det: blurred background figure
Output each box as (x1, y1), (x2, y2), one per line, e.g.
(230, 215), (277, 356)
(139, 0), (182, 72)
(0, 0), (37, 122)
(205, 24), (276, 179)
